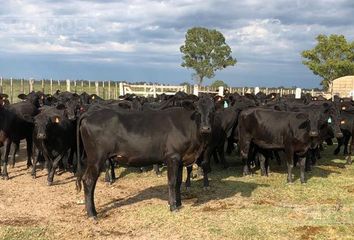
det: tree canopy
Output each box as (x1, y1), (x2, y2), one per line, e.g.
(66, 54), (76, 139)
(301, 34), (354, 90)
(210, 80), (228, 88)
(180, 27), (236, 85)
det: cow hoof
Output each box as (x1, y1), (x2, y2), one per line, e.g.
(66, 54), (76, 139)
(203, 186), (210, 191)
(32, 175), (36, 179)
(2, 175), (9, 180)
(89, 216), (98, 223)
(170, 205), (179, 212)
(156, 174), (162, 178)
(47, 181), (53, 186)
(76, 199), (85, 205)
(301, 181), (306, 184)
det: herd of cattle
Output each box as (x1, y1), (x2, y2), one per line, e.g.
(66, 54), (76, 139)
(0, 90), (353, 219)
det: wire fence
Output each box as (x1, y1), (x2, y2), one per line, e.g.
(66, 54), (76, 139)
(0, 77), (324, 103)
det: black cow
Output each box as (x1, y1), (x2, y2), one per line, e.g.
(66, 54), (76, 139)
(237, 108), (322, 184)
(76, 96), (214, 218)
(32, 105), (76, 184)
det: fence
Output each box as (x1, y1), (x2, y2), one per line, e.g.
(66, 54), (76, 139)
(0, 77), (324, 103)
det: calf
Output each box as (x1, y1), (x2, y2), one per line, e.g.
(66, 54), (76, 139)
(33, 105), (76, 184)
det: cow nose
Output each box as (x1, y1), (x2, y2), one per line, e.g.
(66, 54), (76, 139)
(309, 131), (319, 137)
(200, 126), (211, 133)
(37, 133), (46, 139)
(336, 132), (343, 138)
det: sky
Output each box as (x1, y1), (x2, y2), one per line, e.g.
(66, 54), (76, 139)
(0, 0), (353, 88)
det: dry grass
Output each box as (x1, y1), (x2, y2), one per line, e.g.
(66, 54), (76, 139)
(0, 144), (353, 240)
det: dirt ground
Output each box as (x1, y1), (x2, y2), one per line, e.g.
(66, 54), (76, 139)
(0, 144), (354, 240)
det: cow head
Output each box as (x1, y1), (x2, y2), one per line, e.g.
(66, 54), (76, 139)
(18, 91), (45, 108)
(322, 102), (343, 139)
(194, 96), (215, 134)
(34, 107), (65, 140)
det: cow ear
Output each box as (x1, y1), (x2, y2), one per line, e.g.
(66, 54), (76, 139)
(0, 93), (9, 99)
(296, 113), (308, 119)
(18, 94), (27, 100)
(73, 93), (79, 98)
(51, 116), (61, 124)
(56, 104), (66, 110)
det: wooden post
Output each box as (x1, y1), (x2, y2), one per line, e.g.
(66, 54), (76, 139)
(10, 77), (13, 103)
(102, 81), (105, 99)
(41, 79), (45, 93)
(108, 81), (111, 99)
(89, 81), (91, 94)
(74, 80), (77, 93)
(66, 79), (70, 92)
(115, 82), (118, 99)
(119, 82), (124, 96)
(0, 77), (2, 93)
(81, 80), (84, 93)
(29, 79), (34, 92)
(50, 78), (53, 95)
(242, 87), (245, 96)
(193, 84), (199, 96)
(95, 81), (99, 96)
(58, 79), (60, 91)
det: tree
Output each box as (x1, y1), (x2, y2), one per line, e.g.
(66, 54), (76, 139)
(210, 80), (228, 88)
(301, 34), (354, 90)
(180, 27), (237, 85)
(179, 81), (191, 86)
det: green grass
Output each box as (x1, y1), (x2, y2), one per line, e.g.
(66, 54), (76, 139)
(0, 227), (50, 240)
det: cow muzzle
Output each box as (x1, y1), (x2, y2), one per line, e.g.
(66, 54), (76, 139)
(200, 126), (212, 133)
(37, 133), (46, 139)
(309, 131), (319, 137)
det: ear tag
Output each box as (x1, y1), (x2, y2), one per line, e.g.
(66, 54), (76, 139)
(271, 95), (275, 99)
(55, 117), (60, 123)
(92, 96), (95, 99)
(224, 101), (229, 108)
(327, 117), (332, 124)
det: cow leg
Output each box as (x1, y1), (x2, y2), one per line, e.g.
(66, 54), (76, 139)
(11, 142), (19, 168)
(47, 154), (64, 186)
(305, 151), (312, 172)
(167, 154), (182, 211)
(212, 150), (219, 163)
(299, 156), (306, 184)
(2, 140), (12, 180)
(346, 137), (353, 165)
(259, 153), (267, 176)
(153, 164), (161, 176)
(218, 143), (228, 169)
(285, 147), (294, 183)
(240, 140), (251, 176)
(201, 166), (210, 189)
(344, 133), (350, 156)
(26, 136), (33, 168)
(83, 166), (99, 218)
(185, 165), (193, 190)
(104, 159), (115, 184)
(31, 148), (38, 179)
(334, 137), (342, 155)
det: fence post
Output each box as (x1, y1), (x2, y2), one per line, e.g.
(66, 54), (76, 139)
(119, 82), (124, 96)
(311, 89), (314, 97)
(29, 79), (34, 92)
(81, 80), (84, 93)
(49, 78), (53, 95)
(193, 84), (199, 96)
(0, 77), (2, 93)
(95, 81), (99, 96)
(108, 81), (111, 99)
(88, 80), (91, 93)
(10, 77), (13, 103)
(218, 86), (224, 96)
(102, 81), (105, 99)
(254, 87), (260, 95)
(242, 87), (245, 96)
(57, 79), (60, 91)
(295, 88), (301, 99)
(74, 80), (77, 93)
(66, 79), (70, 92)
(115, 82), (118, 99)
(153, 84), (156, 98)
(41, 79), (44, 93)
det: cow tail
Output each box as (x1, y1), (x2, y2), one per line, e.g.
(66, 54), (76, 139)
(75, 116), (84, 193)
